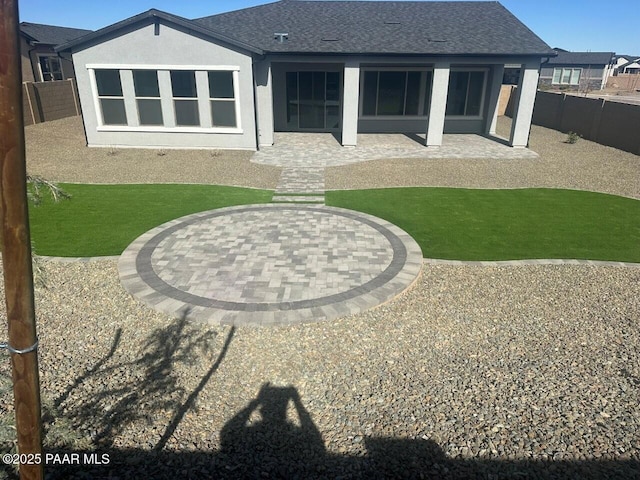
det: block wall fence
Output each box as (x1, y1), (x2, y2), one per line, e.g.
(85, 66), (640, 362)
(500, 87), (640, 155)
(22, 79), (81, 126)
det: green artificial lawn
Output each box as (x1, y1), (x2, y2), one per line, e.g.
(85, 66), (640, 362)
(29, 184), (272, 257)
(326, 187), (640, 262)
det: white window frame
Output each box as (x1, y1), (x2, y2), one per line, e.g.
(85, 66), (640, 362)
(133, 70), (164, 127)
(208, 71), (239, 128)
(87, 64), (242, 134)
(92, 69), (127, 126)
(552, 67), (582, 86)
(444, 67), (488, 120)
(359, 66), (433, 119)
(37, 54), (63, 82)
(171, 70), (201, 127)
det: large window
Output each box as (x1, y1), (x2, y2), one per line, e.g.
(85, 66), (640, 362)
(133, 70), (163, 126)
(445, 70), (486, 117)
(209, 71), (236, 127)
(95, 69), (127, 125)
(90, 66), (241, 131)
(361, 70), (432, 117)
(552, 68), (581, 85)
(171, 70), (200, 127)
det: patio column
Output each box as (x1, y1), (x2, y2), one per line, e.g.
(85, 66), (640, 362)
(509, 59), (540, 148)
(426, 62), (450, 147)
(485, 64), (505, 136)
(254, 59), (274, 147)
(342, 59), (360, 147)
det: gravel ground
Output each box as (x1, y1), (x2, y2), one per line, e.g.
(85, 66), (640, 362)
(5, 114), (639, 478)
(1, 262), (639, 479)
(326, 117), (640, 200)
(24, 116), (281, 189)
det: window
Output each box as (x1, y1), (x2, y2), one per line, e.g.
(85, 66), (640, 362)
(552, 68), (581, 85)
(89, 65), (241, 132)
(38, 55), (63, 81)
(133, 70), (163, 126)
(95, 69), (127, 125)
(445, 71), (486, 117)
(361, 70), (433, 117)
(171, 70), (199, 126)
(208, 71), (236, 127)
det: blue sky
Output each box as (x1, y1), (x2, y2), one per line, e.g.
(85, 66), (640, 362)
(18, 0), (639, 55)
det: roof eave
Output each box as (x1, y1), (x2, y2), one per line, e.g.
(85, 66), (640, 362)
(262, 50), (558, 58)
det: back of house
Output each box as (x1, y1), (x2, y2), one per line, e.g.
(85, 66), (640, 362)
(57, 0), (555, 151)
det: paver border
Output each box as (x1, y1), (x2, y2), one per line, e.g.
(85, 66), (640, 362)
(118, 204), (423, 326)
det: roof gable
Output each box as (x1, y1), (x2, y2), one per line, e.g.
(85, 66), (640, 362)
(56, 9), (263, 54)
(194, 0), (554, 56)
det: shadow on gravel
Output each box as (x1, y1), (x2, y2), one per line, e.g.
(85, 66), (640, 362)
(21, 381), (640, 480)
(49, 312), (232, 451)
(1, 319), (638, 479)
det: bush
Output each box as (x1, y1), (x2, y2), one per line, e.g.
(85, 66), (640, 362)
(566, 131), (581, 144)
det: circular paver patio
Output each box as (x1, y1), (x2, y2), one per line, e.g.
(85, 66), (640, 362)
(118, 204), (422, 326)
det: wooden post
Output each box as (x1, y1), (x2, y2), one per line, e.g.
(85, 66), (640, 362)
(0, 1), (44, 479)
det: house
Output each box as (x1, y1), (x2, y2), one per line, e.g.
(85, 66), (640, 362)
(539, 50), (615, 91)
(57, 0), (555, 150)
(618, 58), (640, 75)
(613, 55), (640, 75)
(20, 22), (92, 82)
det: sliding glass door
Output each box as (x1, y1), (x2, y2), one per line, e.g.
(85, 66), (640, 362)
(286, 71), (340, 131)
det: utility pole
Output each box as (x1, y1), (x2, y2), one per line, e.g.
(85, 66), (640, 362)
(0, 0), (45, 479)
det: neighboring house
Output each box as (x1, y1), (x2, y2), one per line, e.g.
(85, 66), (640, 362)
(57, 1), (555, 150)
(613, 55), (633, 74)
(539, 50), (615, 91)
(618, 58), (640, 75)
(20, 22), (92, 82)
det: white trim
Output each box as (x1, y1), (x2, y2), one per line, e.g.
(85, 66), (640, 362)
(86, 64), (240, 71)
(88, 69), (103, 126)
(97, 126), (244, 134)
(233, 70), (242, 130)
(89, 65), (243, 132)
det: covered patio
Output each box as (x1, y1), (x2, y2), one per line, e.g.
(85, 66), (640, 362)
(252, 130), (538, 168)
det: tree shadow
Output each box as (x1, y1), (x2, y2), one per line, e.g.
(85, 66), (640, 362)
(49, 309), (234, 451)
(23, 382), (640, 480)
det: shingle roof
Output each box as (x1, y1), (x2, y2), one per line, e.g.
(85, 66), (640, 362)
(194, 0), (554, 56)
(20, 22), (92, 46)
(543, 51), (614, 66)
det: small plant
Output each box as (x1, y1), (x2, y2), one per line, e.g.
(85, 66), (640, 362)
(566, 131), (581, 144)
(106, 146), (118, 156)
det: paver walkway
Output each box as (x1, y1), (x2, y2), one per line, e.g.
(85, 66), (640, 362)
(119, 204), (422, 326)
(271, 167), (326, 204)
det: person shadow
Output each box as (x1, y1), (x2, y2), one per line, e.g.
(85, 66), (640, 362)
(218, 383), (451, 479)
(219, 383), (328, 478)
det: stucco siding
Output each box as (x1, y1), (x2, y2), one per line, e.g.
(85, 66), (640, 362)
(72, 21), (256, 149)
